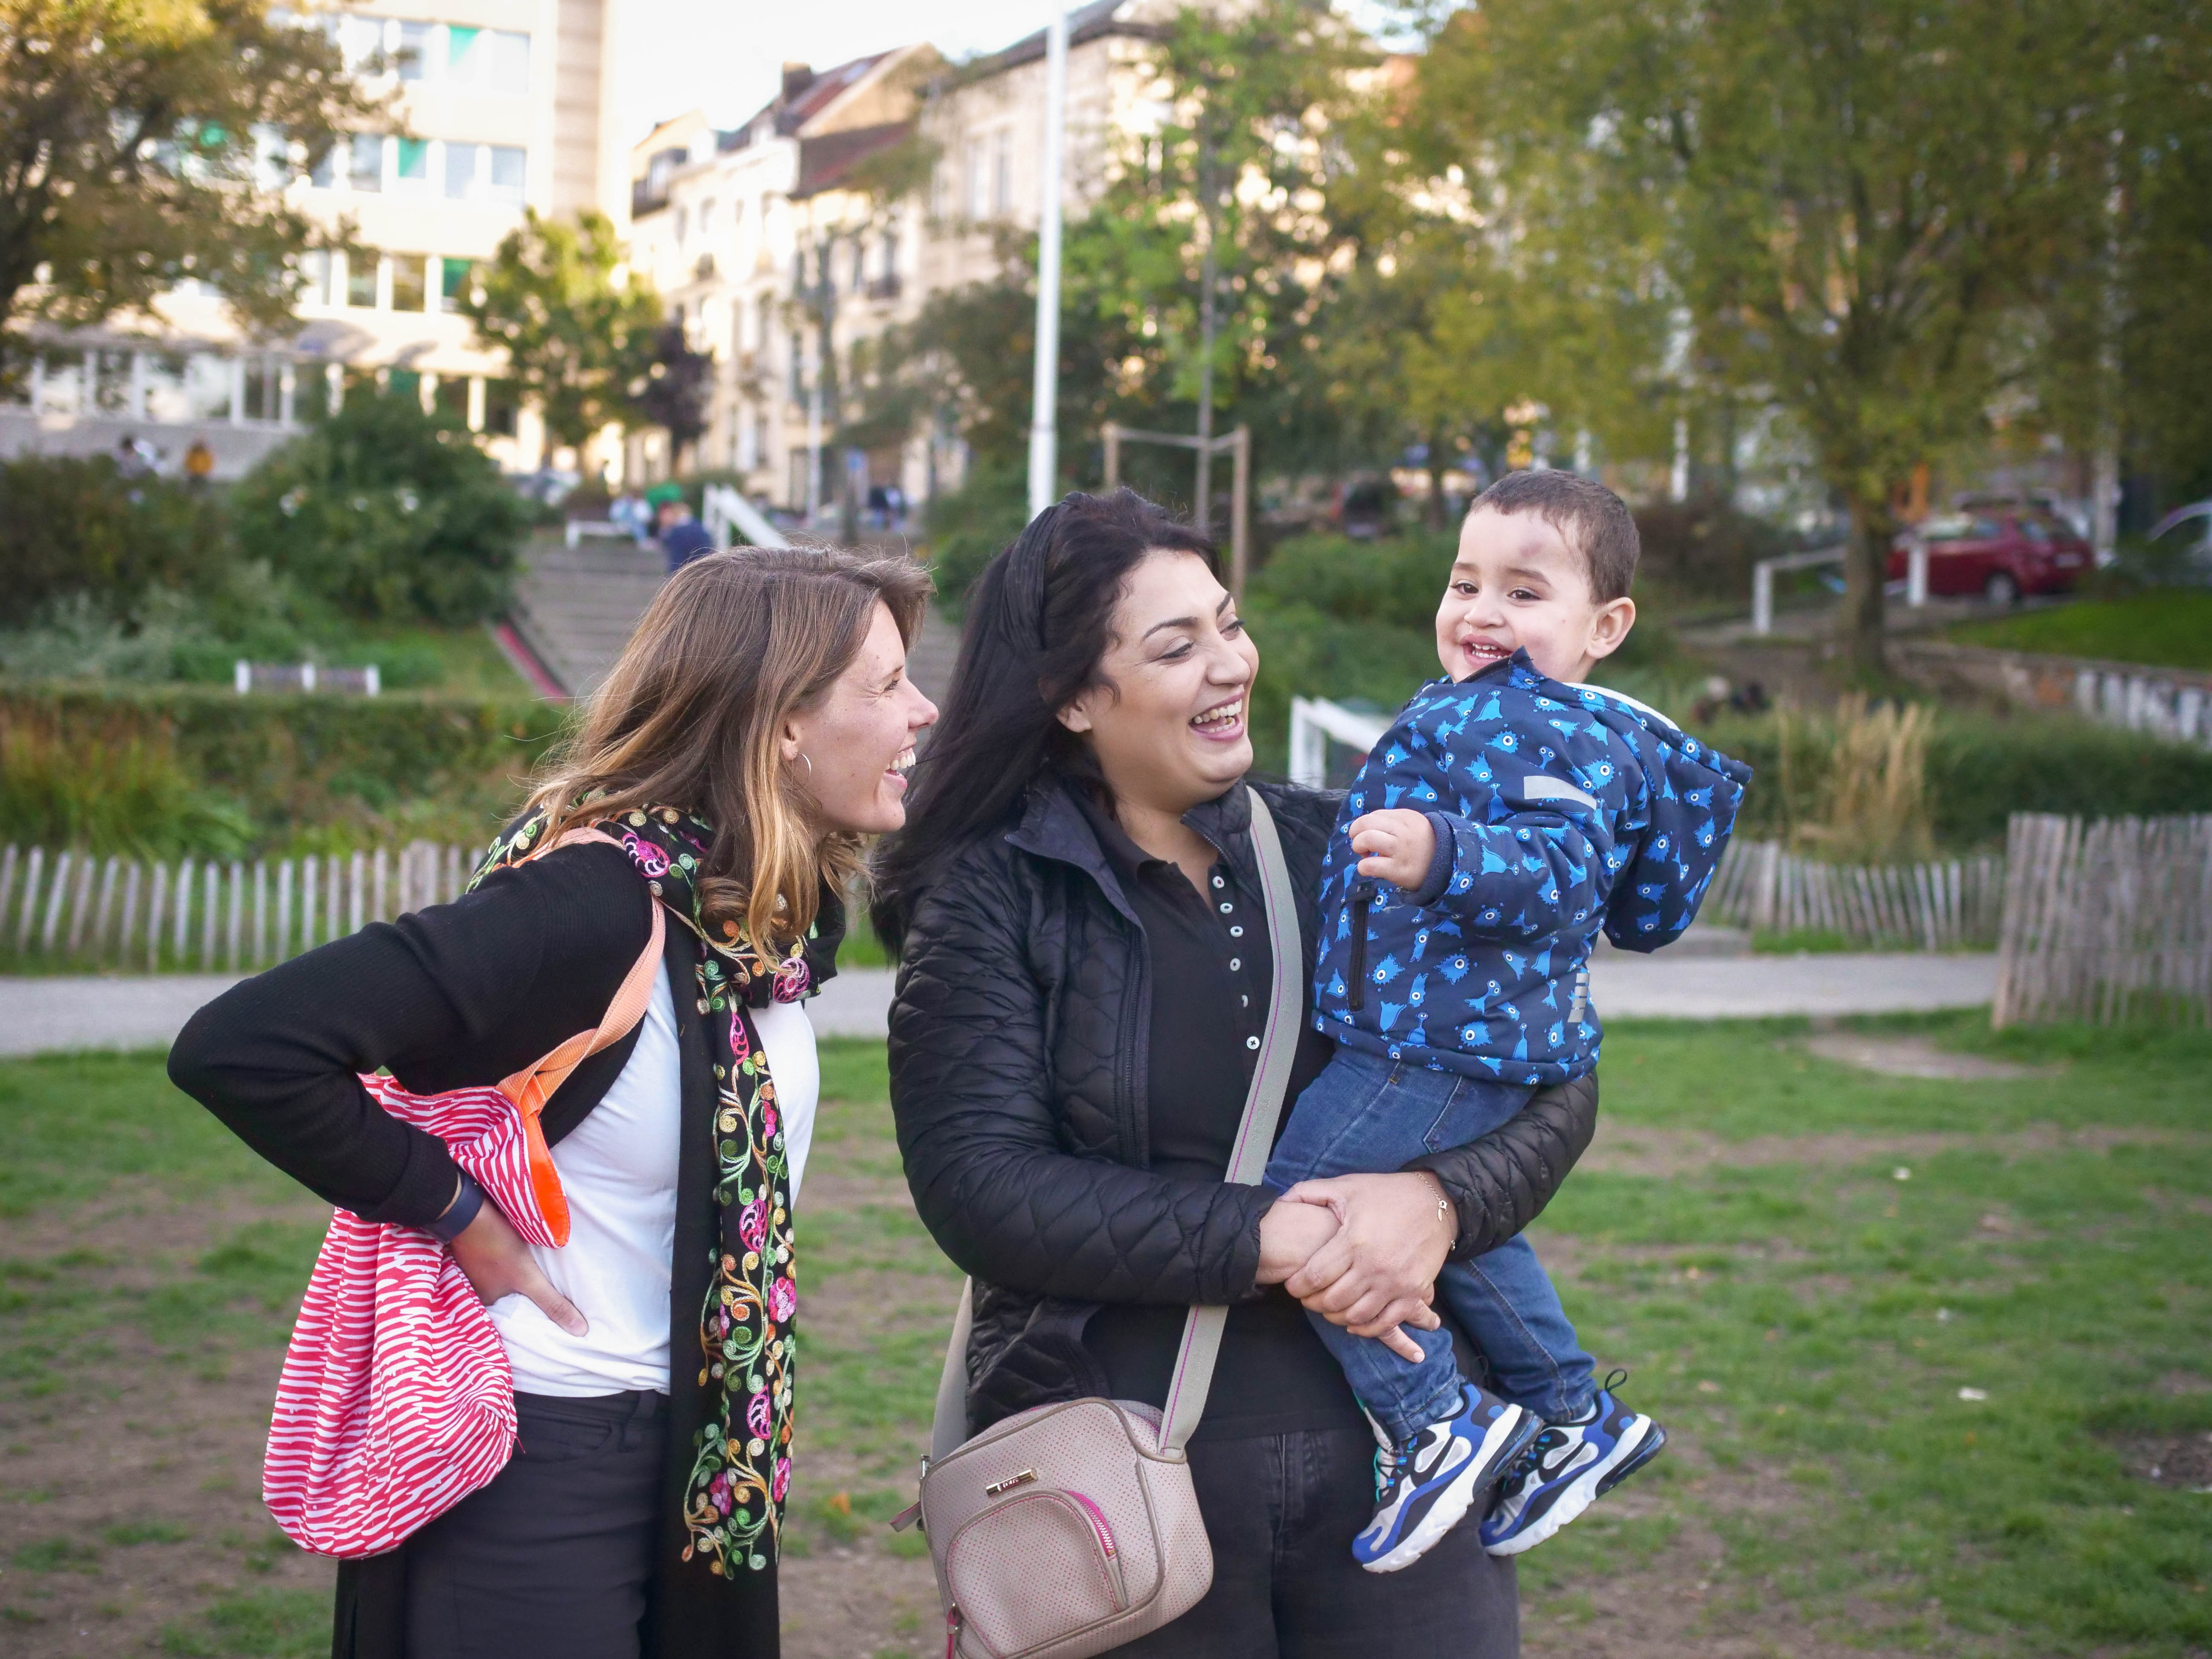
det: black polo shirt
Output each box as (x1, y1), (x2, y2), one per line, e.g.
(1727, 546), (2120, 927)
(1072, 791), (1360, 1442)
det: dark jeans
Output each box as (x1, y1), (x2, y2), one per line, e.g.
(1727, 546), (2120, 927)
(1264, 1049), (1597, 1440)
(1101, 1425), (1519, 1658)
(402, 1390), (668, 1659)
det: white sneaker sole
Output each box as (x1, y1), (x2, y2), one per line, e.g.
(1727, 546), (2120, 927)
(1362, 1405), (1537, 1575)
(1483, 1415), (1661, 1557)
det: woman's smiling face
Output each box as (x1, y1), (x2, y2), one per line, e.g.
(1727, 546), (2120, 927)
(1057, 549), (1258, 816)
(781, 600), (938, 835)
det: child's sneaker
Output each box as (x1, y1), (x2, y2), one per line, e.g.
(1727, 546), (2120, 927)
(1478, 1379), (1666, 1556)
(1353, 1382), (1540, 1573)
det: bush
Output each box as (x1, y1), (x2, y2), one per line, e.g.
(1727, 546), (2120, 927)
(1248, 531), (1458, 632)
(0, 455), (235, 627)
(1631, 495), (1792, 601)
(234, 388), (528, 625)
(1704, 704), (2212, 851)
(0, 709), (252, 858)
(0, 686), (570, 856)
(923, 459), (1028, 615)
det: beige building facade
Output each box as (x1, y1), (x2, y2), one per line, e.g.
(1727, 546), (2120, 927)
(0, 0), (625, 479)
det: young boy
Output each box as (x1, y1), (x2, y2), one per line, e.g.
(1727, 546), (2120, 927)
(1264, 471), (1750, 1572)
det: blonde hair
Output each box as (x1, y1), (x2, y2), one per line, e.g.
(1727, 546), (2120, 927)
(524, 544), (931, 958)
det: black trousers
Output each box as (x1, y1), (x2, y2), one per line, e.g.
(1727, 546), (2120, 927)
(1103, 1426), (1519, 1659)
(401, 1390), (670, 1659)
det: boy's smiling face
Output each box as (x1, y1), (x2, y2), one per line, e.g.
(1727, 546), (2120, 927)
(1434, 504), (1636, 684)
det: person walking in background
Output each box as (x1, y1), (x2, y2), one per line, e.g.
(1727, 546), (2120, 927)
(652, 485), (713, 571)
(183, 437), (215, 487)
(169, 546), (937, 1659)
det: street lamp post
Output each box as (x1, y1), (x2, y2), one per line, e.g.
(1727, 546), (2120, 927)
(1027, 4), (1069, 521)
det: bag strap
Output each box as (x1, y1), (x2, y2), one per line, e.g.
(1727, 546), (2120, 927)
(497, 827), (668, 1114)
(926, 786), (1303, 1463)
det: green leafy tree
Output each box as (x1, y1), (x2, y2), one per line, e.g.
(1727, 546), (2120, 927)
(0, 0), (383, 343)
(1420, 0), (2179, 669)
(458, 209), (662, 456)
(233, 385), (529, 624)
(636, 321), (713, 467)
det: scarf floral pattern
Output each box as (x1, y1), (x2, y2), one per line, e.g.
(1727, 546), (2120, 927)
(474, 802), (813, 1575)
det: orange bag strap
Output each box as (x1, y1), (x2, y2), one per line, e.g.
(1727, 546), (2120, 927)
(485, 825), (669, 1246)
(497, 826), (668, 1116)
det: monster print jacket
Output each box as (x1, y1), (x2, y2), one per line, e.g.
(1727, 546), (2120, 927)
(1315, 651), (1751, 1086)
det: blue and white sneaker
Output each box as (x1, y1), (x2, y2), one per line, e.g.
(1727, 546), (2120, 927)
(1478, 1379), (1666, 1556)
(1353, 1382), (1540, 1573)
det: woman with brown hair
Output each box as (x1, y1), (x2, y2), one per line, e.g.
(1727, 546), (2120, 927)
(170, 545), (937, 1659)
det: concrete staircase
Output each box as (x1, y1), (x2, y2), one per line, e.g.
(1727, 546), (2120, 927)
(509, 535), (670, 698)
(507, 533), (964, 704)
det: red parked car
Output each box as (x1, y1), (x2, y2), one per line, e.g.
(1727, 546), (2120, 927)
(1889, 509), (2091, 604)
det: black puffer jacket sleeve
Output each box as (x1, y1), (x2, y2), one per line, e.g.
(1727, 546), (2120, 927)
(891, 841), (1277, 1307)
(1404, 1073), (1598, 1262)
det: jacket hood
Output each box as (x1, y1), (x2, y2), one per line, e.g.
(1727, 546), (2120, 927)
(1572, 679), (1752, 948)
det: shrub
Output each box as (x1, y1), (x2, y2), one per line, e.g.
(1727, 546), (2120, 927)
(923, 458), (1028, 615)
(0, 710), (252, 858)
(0, 455), (235, 627)
(233, 388), (528, 625)
(1631, 495), (1792, 601)
(1248, 531), (1458, 632)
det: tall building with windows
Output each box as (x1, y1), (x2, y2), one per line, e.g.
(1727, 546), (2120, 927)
(0, 0), (624, 478)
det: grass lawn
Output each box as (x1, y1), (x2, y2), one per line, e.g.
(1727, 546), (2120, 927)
(1, 1016), (2206, 1656)
(1947, 590), (2212, 672)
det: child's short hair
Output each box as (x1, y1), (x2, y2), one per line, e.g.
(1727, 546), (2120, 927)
(1469, 471), (1639, 602)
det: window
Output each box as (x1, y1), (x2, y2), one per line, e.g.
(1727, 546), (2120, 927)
(439, 257), (469, 313)
(433, 373), (469, 423)
(993, 130), (1012, 215)
(446, 26), (528, 94)
(397, 19), (431, 81)
(389, 253), (428, 312)
(346, 252), (379, 308)
(882, 227), (899, 281)
(92, 349), (134, 415)
(143, 353), (187, 422)
(310, 142), (336, 188)
(699, 199), (716, 238)
(186, 352), (232, 421)
(851, 238), (865, 293)
(302, 249), (335, 305)
(396, 137), (430, 186)
(486, 146), (525, 205)
(674, 206), (688, 244)
(37, 351), (82, 417)
(387, 369), (422, 406)
(444, 142), (477, 199)
(789, 330), (803, 401)
(965, 139), (987, 220)
(349, 133), (384, 192)
(483, 378), (518, 437)
(242, 358), (279, 422)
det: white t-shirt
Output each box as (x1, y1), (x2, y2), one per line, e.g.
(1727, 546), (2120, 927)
(493, 965), (819, 1397)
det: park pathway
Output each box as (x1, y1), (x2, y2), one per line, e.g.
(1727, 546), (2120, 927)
(0, 952), (1997, 1058)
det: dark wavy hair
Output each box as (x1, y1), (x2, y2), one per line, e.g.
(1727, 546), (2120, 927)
(871, 489), (1214, 946)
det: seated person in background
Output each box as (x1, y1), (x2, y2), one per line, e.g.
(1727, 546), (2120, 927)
(653, 490), (714, 571)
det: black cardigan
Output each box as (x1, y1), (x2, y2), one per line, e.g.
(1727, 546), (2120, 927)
(168, 842), (780, 1659)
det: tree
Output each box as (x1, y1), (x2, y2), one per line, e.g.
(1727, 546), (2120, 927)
(635, 321), (712, 468)
(0, 0), (383, 342)
(233, 385), (529, 623)
(1421, 0), (2163, 669)
(458, 209), (661, 457)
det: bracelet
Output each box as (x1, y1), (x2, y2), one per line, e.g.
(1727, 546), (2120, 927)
(428, 1172), (486, 1243)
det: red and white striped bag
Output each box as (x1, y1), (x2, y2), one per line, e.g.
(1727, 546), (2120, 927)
(263, 827), (665, 1559)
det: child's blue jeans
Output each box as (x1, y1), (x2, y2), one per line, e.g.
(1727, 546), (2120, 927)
(1262, 1047), (1596, 1444)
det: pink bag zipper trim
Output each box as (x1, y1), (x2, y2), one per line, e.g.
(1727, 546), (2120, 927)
(1065, 1491), (1117, 1557)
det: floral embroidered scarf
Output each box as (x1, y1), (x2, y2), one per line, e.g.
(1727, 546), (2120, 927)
(474, 801), (815, 1576)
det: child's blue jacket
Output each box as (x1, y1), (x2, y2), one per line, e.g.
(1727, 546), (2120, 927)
(1314, 652), (1751, 1085)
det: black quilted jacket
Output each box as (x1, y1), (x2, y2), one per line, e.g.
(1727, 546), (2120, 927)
(888, 773), (1599, 1433)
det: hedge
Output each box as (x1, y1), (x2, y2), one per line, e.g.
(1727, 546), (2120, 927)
(1, 684), (571, 857)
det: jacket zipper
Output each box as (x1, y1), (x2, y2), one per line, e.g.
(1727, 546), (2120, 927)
(1347, 881), (1376, 1012)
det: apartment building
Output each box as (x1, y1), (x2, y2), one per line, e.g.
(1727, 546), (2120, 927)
(0, 0), (625, 478)
(624, 47), (940, 506)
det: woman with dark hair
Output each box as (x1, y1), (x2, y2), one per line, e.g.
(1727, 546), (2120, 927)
(875, 491), (1598, 1656)
(171, 546), (939, 1659)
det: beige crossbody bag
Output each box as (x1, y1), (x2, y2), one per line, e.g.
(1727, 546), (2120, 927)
(891, 788), (1303, 1659)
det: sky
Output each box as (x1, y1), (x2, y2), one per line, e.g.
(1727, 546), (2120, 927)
(612, 0), (1411, 150)
(613, 0), (1071, 147)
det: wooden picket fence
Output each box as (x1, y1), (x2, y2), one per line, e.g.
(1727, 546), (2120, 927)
(1993, 813), (2212, 1027)
(1701, 838), (2007, 950)
(0, 843), (474, 974)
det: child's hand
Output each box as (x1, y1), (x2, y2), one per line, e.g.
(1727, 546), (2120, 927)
(1348, 808), (1438, 891)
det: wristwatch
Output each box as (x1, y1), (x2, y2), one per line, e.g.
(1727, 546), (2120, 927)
(428, 1171), (486, 1243)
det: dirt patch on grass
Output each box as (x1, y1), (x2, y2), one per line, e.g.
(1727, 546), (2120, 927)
(1583, 1118), (2212, 1179)
(1799, 1031), (2060, 1081)
(2104, 1428), (2212, 1493)
(0, 1189), (337, 1656)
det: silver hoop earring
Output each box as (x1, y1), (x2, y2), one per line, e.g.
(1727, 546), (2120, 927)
(799, 753), (814, 777)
